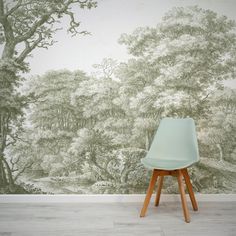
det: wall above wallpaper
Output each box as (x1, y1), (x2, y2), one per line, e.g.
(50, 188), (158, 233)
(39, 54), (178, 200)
(0, 0), (235, 194)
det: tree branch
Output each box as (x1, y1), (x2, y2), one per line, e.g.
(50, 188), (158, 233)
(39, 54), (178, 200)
(0, 0), (4, 20)
(13, 161), (34, 181)
(65, 10), (80, 36)
(1, 0), (96, 61)
(14, 0), (75, 43)
(10, 155), (20, 172)
(16, 32), (43, 63)
(0, 0), (16, 58)
(15, 14), (50, 43)
(6, 0), (23, 17)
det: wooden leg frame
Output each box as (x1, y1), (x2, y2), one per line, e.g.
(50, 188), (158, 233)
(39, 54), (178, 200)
(140, 168), (198, 223)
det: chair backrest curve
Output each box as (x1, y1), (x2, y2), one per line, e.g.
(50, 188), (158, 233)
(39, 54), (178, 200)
(146, 117), (199, 162)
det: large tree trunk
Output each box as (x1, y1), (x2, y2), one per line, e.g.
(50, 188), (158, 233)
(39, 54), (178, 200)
(0, 156), (7, 186)
(0, 111), (15, 190)
(2, 156), (15, 191)
(0, 111), (9, 188)
(0, 4), (22, 191)
(0, 66), (17, 190)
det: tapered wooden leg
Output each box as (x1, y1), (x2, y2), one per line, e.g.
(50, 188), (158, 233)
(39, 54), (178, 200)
(182, 168), (198, 211)
(140, 170), (158, 217)
(155, 176), (164, 206)
(177, 170), (190, 223)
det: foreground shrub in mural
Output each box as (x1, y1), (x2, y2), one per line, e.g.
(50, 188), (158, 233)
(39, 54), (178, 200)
(1, 5), (236, 193)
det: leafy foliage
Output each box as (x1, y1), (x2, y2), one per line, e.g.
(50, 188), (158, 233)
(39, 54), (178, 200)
(0, 0), (97, 192)
(3, 6), (236, 194)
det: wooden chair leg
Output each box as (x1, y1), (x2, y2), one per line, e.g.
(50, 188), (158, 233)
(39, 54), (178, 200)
(177, 170), (190, 223)
(155, 176), (164, 206)
(182, 168), (198, 211)
(140, 170), (158, 217)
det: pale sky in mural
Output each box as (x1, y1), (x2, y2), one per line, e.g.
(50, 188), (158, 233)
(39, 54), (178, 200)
(1, 0), (236, 86)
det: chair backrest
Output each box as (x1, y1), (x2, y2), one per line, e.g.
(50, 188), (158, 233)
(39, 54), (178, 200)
(146, 117), (199, 162)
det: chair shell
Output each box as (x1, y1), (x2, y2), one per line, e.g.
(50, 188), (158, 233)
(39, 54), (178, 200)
(141, 117), (199, 170)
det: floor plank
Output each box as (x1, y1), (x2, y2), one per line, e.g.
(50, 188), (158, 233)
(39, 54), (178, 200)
(0, 201), (235, 236)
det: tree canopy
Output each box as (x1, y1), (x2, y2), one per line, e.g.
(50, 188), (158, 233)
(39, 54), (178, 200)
(2, 5), (236, 194)
(0, 0), (97, 65)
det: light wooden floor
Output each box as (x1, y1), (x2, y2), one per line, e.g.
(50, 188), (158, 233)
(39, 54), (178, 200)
(0, 202), (235, 236)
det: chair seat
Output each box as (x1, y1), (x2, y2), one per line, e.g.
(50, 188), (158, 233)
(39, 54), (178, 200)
(141, 158), (196, 170)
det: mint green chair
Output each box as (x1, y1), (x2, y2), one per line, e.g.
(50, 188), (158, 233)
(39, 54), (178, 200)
(140, 118), (199, 223)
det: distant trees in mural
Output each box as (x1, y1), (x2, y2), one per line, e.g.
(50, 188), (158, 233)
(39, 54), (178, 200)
(1, 4), (236, 193)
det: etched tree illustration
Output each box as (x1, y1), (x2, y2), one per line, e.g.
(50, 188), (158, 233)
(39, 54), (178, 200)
(1, 4), (236, 194)
(119, 6), (236, 120)
(26, 70), (88, 176)
(0, 0), (97, 192)
(70, 68), (146, 193)
(119, 6), (236, 192)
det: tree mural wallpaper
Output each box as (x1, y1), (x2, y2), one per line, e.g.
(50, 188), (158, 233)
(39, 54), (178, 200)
(0, 0), (235, 194)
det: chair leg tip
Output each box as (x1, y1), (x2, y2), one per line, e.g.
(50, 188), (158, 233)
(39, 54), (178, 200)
(185, 218), (191, 223)
(140, 211), (145, 217)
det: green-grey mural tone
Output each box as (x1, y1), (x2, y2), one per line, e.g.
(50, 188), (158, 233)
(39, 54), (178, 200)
(0, 0), (236, 194)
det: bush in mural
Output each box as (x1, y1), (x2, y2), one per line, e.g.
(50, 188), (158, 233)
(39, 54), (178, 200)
(1, 4), (236, 193)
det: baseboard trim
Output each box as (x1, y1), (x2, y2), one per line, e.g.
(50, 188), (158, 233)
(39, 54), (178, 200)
(0, 194), (236, 203)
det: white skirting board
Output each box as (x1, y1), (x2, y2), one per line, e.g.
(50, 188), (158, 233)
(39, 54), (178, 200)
(0, 194), (236, 203)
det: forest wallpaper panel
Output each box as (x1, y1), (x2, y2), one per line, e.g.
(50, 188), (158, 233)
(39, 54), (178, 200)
(0, 0), (236, 194)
